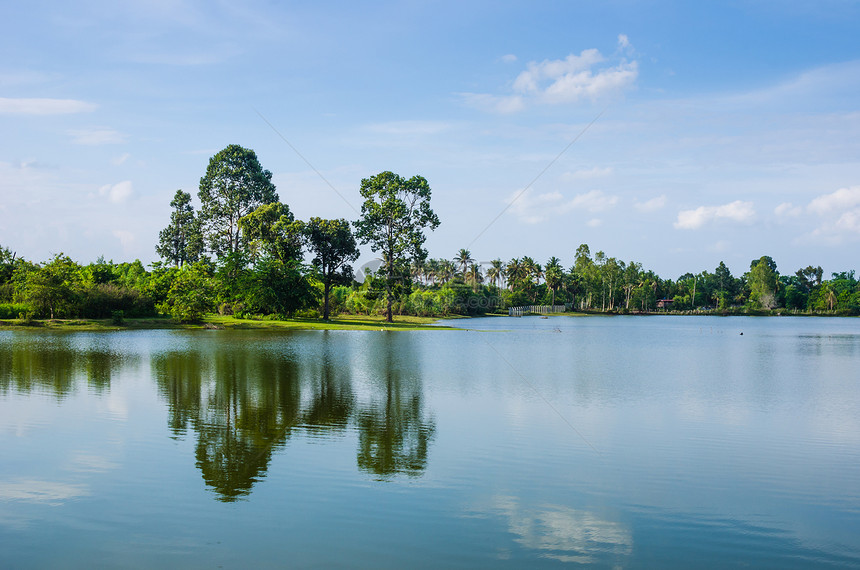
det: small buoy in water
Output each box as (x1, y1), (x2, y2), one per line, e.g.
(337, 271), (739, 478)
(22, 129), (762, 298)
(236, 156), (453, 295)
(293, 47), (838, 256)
(739, 332), (743, 335)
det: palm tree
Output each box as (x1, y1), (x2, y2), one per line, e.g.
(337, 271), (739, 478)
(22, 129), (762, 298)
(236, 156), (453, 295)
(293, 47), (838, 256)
(545, 256), (563, 306)
(487, 258), (505, 290)
(438, 260), (456, 285)
(410, 259), (427, 286)
(425, 258), (440, 286)
(454, 249), (474, 279)
(466, 263), (483, 292)
(506, 258), (523, 291)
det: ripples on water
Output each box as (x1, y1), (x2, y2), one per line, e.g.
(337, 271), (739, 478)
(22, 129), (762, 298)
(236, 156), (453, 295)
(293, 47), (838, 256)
(1, 316), (859, 568)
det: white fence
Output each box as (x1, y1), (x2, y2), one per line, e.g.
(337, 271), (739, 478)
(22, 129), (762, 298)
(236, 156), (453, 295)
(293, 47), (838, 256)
(508, 305), (567, 317)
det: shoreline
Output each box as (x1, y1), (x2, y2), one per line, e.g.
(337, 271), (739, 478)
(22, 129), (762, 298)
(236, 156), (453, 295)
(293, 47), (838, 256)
(0, 314), (459, 332)
(1, 310), (856, 333)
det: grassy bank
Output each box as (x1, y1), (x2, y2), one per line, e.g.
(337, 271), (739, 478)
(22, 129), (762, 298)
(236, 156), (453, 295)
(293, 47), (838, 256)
(0, 314), (456, 332)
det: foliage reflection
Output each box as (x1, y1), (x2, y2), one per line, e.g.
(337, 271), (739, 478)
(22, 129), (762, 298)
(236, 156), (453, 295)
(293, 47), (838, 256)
(0, 334), (132, 398)
(152, 331), (433, 500)
(356, 333), (434, 479)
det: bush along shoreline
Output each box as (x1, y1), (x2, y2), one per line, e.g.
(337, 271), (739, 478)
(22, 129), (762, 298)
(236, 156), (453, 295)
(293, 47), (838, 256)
(2, 146), (857, 325)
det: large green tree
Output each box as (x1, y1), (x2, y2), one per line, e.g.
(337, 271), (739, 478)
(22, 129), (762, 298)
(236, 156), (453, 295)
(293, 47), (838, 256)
(238, 202), (303, 264)
(305, 217), (359, 320)
(748, 256), (779, 309)
(21, 254), (82, 319)
(0, 245), (20, 301)
(242, 258), (318, 317)
(353, 171), (440, 322)
(156, 189), (203, 267)
(198, 145), (279, 258)
(157, 262), (214, 322)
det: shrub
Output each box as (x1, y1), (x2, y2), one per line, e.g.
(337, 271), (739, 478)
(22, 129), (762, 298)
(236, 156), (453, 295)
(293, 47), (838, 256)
(0, 302), (30, 319)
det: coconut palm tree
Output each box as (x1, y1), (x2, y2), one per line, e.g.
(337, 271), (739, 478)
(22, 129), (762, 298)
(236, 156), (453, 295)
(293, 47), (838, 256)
(506, 258), (523, 291)
(487, 258), (505, 290)
(438, 260), (456, 285)
(410, 259), (427, 286)
(545, 256), (563, 306)
(454, 248), (474, 279)
(466, 263), (483, 292)
(425, 258), (440, 286)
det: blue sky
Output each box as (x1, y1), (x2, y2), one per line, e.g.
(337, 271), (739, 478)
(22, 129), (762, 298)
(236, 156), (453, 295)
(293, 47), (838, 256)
(2, 0), (859, 278)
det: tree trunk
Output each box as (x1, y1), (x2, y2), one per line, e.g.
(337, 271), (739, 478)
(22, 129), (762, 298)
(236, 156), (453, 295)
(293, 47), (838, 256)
(323, 282), (331, 320)
(386, 259), (394, 323)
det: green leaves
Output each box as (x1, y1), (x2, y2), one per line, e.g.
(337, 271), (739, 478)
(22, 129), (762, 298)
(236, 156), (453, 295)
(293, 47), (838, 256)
(157, 263), (215, 323)
(198, 145), (279, 258)
(156, 189), (203, 267)
(305, 217), (359, 319)
(353, 171), (440, 322)
(239, 202), (303, 264)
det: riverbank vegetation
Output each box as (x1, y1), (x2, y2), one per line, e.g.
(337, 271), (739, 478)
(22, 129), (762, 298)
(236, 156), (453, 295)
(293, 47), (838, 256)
(2, 145), (858, 325)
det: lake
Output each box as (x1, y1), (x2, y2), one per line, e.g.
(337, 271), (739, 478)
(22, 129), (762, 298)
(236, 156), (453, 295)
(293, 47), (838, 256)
(1, 316), (859, 568)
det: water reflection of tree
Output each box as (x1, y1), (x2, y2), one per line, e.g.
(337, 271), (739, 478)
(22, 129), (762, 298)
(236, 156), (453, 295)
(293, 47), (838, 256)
(153, 333), (358, 501)
(0, 335), (127, 398)
(154, 343), (302, 502)
(152, 331), (434, 500)
(302, 332), (354, 433)
(356, 334), (434, 479)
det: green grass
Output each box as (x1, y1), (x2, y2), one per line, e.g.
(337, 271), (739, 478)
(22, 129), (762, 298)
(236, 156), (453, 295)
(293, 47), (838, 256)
(206, 314), (454, 331)
(0, 314), (456, 332)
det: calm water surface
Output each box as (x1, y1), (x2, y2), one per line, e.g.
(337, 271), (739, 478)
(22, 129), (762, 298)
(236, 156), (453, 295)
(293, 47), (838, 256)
(1, 316), (859, 568)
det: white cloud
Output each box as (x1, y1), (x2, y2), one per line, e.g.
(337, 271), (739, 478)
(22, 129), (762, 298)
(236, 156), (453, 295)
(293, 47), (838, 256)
(805, 186), (860, 242)
(462, 40), (638, 113)
(68, 127), (126, 145)
(113, 229), (136, 250)
(586, 218), (602, 227)
(508, 188), (618, 223)
(514, 49), (637, 105)
(460, 92), (525, 114)
(500, 54), (517, 64)
(111, 153), (131, 165)
(834, 210), (860, 232)
(0, 97), (97, 115)
(566, 190), (619, 212)
(774, 202), (803, 217)
(807, 186), (860, 214)
(98, 181), (133, 203)
(508, 189), (566, 223)
(674, 200), (756, 229)
(634, 194), (667, 213)
(513, 49), (605, 93)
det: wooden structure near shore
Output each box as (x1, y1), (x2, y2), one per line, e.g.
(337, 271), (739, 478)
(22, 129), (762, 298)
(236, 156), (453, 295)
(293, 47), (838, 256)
(508, 305), (567, 317)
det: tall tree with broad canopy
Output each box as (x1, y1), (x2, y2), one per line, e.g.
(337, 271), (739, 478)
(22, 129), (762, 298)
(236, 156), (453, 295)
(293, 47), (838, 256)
(198, 145), (279, 258)
(353, 171), (440, 322)
(156, 189), (203, 267)
(238, 202), (304, 264)
(304, 217), (359, 320)
(748, 255), (779, 309)
(22, 254), (82, 319)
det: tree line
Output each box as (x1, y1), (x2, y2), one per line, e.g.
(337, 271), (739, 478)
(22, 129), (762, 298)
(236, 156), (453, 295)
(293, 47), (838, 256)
(2, 144), (858, 322)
